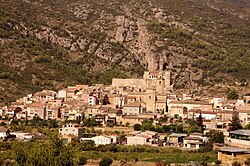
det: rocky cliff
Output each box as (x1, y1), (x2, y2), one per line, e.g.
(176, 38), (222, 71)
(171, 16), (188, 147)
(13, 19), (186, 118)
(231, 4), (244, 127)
(0, 0), (250, 104)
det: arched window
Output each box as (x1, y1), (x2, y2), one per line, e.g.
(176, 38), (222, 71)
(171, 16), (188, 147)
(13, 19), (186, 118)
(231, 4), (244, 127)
(183, 107), (188, 113)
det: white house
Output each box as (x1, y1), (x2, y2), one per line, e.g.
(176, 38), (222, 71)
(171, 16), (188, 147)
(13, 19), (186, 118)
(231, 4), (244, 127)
(59, 123), (83, 138)
(126, 136), (148, 145)
(58, 89), (67, 100)
(183, 137), (204, 149)
(81, 135), (114, 145)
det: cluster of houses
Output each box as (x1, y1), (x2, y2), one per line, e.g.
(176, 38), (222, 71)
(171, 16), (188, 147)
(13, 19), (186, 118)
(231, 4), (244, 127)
(1, 90), (250, 131)
(1, 70), (250, 130)
(1, 66), (250, 165)
(58, 122), (250, 165)
(0, 127), (42, 141)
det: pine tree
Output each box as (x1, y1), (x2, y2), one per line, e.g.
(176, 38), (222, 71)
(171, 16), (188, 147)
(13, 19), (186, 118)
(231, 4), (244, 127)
(230, 114), (243, 131)
(102, 94), (110, 105)
(197, 113), (205, 133)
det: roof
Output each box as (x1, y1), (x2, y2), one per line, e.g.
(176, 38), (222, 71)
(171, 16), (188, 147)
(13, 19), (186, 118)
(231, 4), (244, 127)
(123, 102), (141, 107)
(93, 135), (112, 139)
(229, 130), (250, 136)
(169, 99), (211, 105)
(127, 135), (147, 139)
(190, 132), (203, 136)
(122, 115), (149, 120)
(155, 100), (166, 103)
(28, 103), (46, 108)
(200, 111), (217, 115)
(184, 137), (202, 140)
(186, 141), (204, 145)
(169, 133), (187, 137)
(127, 96), (136, 99)
(0, 127), (9, 132)
(218, 147), (250, 153)
(127, 92), (145, 95)
(236, 109), (250, 113)
(217, 110), (235, 114)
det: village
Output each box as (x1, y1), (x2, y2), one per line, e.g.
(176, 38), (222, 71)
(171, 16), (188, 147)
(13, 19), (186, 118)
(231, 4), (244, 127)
(1, 65), (250, 165)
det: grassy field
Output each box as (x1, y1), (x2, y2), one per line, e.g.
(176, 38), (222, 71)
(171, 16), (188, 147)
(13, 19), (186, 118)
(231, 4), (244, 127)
(81, 147), (217, 164)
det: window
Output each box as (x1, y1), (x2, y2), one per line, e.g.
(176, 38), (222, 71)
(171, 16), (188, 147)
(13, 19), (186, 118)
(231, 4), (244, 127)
(149, 96), (151, 99)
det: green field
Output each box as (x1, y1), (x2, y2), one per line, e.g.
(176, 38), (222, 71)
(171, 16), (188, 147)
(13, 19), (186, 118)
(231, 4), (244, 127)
(80, 147), (217, 164)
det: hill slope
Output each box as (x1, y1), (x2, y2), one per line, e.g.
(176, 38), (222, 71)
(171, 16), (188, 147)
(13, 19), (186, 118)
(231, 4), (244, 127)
(0, 0), (250, 105)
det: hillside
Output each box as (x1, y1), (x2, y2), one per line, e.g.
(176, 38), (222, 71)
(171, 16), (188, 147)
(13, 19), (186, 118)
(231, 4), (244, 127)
(0, 0), (250, 105)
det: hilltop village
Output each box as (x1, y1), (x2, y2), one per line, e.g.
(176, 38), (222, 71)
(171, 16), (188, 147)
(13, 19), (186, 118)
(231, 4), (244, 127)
(1, 66), (250, 165)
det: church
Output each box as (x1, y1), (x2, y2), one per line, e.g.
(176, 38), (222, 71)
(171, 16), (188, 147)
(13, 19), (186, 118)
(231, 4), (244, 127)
(112, 62), (173, 94)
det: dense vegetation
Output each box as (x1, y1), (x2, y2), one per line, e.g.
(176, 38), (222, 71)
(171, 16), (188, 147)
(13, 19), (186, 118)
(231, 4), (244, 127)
(147, 19), (250, 80)
(0, 138), (217, 165)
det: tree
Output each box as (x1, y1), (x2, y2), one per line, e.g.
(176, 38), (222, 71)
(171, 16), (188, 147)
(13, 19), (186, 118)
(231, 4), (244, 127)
(141, 120), (153, 131)
(244, 124), (250, 130)
(201, 161), (207, 166)
(176, 125), (184, 133)
(187, 125), (200, 134)
(133, 124), (141, 131)
(78, 156), (87, 165)
(230, 115), (243, 131)
(125, 122), (130, 127)
(215, 160), (222, 166)
(158, 117), (166, 124)
(162, 125), (171, 132)
(245, 158), (250, 166)
(197, 113), (205, 133)
(10, 119), (19, 126)
(174, 114), (179, 119)
(205, 130), (224, 143)
(0, 122), (6, 126)
(102, 94), (110, 105)
(227, 89), (239, 100)
(99, 157), (113, 166)
(155, 125), (163, 133)
(232, 161), (241, 166)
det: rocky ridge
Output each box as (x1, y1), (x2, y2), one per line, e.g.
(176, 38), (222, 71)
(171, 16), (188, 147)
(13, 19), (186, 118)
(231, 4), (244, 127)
(0, 0), (250, 104)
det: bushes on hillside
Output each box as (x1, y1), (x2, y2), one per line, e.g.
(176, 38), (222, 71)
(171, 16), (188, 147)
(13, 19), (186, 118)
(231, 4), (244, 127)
(99, 157), (113, 166)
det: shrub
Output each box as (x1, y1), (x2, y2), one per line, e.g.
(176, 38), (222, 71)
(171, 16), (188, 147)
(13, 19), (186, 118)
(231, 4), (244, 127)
(162, 125), (171, 132)
(78, 156), (87, 165)
(227, 89), (239, 100)
(215, 160), (222, 165)
(133, 124), (141, 131)
(125, 122), (130, 127)
(232, 161), (241, 166)
(0, 122), (6, 126)
(99, 157), (113, 166)
(245, 158), (250, 166)
(201, 161), (207, 166)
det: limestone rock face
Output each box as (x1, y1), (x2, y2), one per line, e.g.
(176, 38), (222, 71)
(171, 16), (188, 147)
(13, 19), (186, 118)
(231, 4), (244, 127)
(5, 0), (244, 94)
(77, 38), (89, 50)
(115, 27), (127, 42)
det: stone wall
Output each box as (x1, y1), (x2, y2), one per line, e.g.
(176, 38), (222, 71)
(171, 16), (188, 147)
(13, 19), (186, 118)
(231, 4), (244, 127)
(112, 78), (146, 89)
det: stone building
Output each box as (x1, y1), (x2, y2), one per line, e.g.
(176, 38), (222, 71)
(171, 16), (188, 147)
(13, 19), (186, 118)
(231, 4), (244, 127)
(112, 61), (173, 94)
(218, 148), (250, 165)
